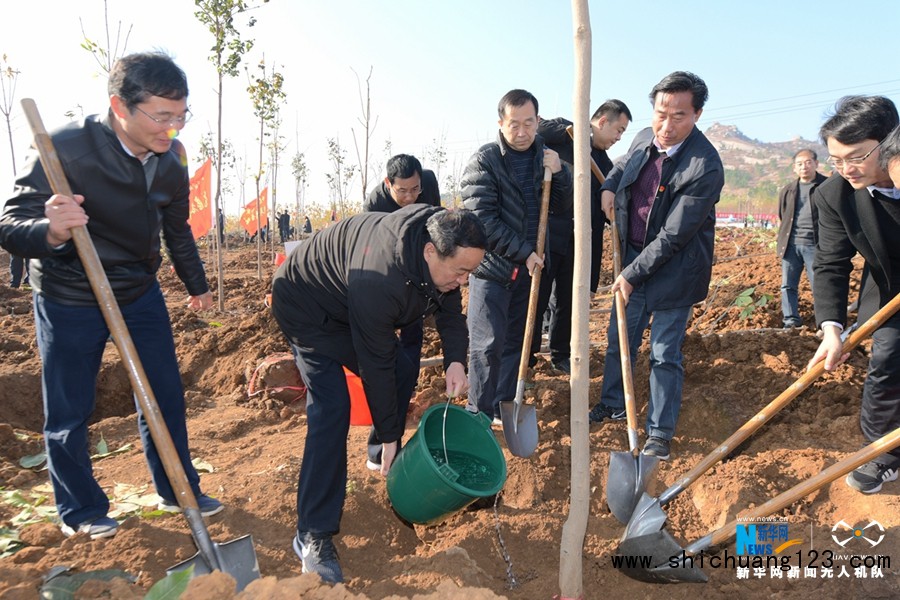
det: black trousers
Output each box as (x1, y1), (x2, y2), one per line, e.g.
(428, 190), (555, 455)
(861, 311), (900, 465)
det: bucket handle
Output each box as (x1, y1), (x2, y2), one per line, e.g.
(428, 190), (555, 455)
(439, 398), (460, 483)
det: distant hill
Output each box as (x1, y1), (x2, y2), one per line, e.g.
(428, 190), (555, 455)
(703, 123), (833, 216)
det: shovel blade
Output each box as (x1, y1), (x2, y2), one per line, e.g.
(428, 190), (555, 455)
(499, 399), (538, 457)
(167, 534), (260, 592)
(616, 530), (707, 584)
(623, 492), (669, 539)
(607, 452), (660, 523)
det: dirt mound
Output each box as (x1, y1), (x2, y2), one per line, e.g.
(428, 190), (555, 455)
(1, 231), (897, 599)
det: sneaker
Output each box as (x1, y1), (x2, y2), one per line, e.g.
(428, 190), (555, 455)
(642, 436), (670, 460)
(158, 494), (225, 517)
(293, 531), (343, 584)
(551, 358), (571, 374)
(845, 460), (899, 494)
(491, 417), (504, 429)
(365, 459), (381, 472)
(588, 403), (626, 423)
(60, 516), (119, 540)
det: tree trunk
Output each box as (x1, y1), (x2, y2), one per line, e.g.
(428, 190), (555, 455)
(256, 116), (263, 281)
(559, 1), (591, 598)
(214, 72), (225, 311)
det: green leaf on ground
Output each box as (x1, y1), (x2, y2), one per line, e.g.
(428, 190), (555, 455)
(90, 443), (133, 460)
(19, 452), (47, 469)
(144, 566), (193, 600)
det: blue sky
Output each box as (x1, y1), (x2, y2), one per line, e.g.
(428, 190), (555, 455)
(2, 0), (899, 215)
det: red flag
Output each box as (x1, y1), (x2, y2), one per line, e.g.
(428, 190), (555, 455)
(240, 187), (269, 235)
(188, 159), (212, 239)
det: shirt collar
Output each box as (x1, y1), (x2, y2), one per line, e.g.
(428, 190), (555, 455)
(117, 137), (156, 165)
(867, 185), (900, 200)
(653, 138), (683, 158)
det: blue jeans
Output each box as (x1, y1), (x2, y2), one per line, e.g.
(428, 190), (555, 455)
(599, 246), (692, 440)
(781, 242), (815, 327)
(34, 283), (201, 528)
(467, 270), (532, 418)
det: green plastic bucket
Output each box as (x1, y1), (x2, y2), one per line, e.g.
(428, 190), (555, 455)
(387, 404), (507, 525)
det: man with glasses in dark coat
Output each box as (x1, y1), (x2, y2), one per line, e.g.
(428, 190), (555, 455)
(807, 96), (900, 495)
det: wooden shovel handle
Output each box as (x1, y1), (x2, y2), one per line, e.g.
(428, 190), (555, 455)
(705, 425), (900, 548)
(566, 125), (637, 446)
(21, 99), (201, 514)
(517, 166), (553, 382)
(668, 290), (900, 503)
(565, 125), (606, 184)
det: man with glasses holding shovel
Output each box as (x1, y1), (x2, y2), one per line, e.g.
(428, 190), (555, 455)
(808, 95), (900, 494)
(0, 52), (222, 540)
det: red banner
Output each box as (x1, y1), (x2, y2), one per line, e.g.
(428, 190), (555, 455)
(241, 187), (269, 235)
(188, 158), (212, 240)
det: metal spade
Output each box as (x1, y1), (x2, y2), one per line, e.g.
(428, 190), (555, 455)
(617, 424), (900, 583)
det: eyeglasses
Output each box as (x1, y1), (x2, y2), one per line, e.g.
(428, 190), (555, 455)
(392, 185), (421, 197)
(133, 105), (193, 128)
(827, 139), (884, 170)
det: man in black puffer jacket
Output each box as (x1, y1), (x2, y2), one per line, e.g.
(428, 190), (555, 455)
(271, 205), (486, 583)
(462, 89), (571, 422)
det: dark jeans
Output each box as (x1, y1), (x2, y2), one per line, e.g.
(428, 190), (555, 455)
(531, 247), (574, 363)
(862, 312), (900, 466)
(290, 338), (418, 535)
(9, 254), (27, 288)
(467, 270), (532, 418)
(781, 242), (815, 326)
(34, 283), (201, 528)
(599, 246), (692, 440)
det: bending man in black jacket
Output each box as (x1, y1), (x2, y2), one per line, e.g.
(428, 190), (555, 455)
(808, 96), (900, 494)
(0, 52), (221, 541)
(532, 100), (632, 373)
(271, 206), (486, 583)
(462, 89), (571, 422)
(588, 72), (724, 461)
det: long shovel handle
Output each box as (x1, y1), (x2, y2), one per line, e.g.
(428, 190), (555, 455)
(610, 204), (639, 452)
(565, 125), (606, 185)
(661, 290), (900, 506)
(21, 99), (222, 572)
(516, 166), (553, 384)
(692, 425), (900, 551)
(567, 126), (638, 450)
